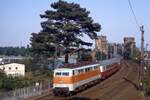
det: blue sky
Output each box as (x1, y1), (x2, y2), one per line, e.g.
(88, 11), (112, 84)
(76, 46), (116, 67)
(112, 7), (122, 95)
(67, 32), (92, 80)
(0, 0), (150, 50)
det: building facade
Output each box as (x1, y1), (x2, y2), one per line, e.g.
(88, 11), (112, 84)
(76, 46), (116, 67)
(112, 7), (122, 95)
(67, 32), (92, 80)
(0, 63), (25, 76)
(95, 35), (108, 55)
(107, 43), (124, 58)
(124, 37), (136, 57)
(116, 43), (124, 56)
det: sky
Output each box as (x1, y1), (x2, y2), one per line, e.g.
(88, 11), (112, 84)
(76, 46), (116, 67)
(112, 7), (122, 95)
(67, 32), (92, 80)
(0, 0), (150, 50)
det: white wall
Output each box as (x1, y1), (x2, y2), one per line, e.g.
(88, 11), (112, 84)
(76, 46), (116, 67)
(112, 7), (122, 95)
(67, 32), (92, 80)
(0, 63), (25, 76)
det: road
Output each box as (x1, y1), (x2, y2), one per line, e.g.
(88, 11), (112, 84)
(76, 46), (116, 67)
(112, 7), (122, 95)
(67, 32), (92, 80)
(31, 60), (145, 100)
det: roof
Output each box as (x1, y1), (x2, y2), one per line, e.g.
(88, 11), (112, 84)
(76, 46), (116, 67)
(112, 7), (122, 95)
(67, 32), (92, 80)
(54, 68), (72, 71)
(0, 63), (25, 66)
(99, 58), (121, 66)
(54, 57), (122, 70)
(63, 61), (98, 69)
(54, 61), (99, 71)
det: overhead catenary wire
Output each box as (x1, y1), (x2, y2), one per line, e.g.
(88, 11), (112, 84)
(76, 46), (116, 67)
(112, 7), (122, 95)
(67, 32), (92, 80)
(128, 0), (145, 90)
(128, 0), (140, 28)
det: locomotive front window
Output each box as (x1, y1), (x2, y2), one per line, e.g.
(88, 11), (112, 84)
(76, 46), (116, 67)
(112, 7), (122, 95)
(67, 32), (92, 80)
(55, 72), (61, 76)
(62, 72), (69, 76)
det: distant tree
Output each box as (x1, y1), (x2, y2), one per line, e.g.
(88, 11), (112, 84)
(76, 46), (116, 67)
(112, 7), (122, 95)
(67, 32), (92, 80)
(144, 76), (150, 95)
(0, 70), (6, 89)
(124, 42), (132, 59)
(0, 47), (30, 56)
(132, 48), (140, 60)
(95, 51), (106, 61)
(30, 0), (101, 68)
(77, 49), (92, 61)
(0, 70), (6, 77)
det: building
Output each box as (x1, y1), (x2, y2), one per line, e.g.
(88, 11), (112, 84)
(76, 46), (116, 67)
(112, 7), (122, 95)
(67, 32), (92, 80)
(116, 43), (124, 56)
(0, 63), (25, 76)
(108, 43), (117, 58)
(95, 35), (108, 55)
(108, 43), (124, 58)
(124, 37), (136, 57)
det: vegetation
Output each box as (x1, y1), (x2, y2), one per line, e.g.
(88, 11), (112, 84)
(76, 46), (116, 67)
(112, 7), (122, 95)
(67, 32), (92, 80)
(0, 70), (52, 91)
(0, 46), (30, 57)
(15, 58), (34, 72)
(123, 42), (140, 60)
(75, 49), (92, 61)
(144, 75), (150, 95)
(0, 70), (28, 91)
(0, 70), (6, 90)
(30, 0), (101, 69)
(123, 42), (132, 59)
(95, 51), (107, 61)
(143, 64), (150, 95)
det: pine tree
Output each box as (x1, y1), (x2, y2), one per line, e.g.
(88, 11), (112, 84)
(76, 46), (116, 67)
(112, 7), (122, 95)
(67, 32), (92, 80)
(30, 0), (101, 66)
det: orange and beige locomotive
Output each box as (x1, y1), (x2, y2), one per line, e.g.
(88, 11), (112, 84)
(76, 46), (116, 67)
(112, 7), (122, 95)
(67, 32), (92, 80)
(53, 57), (121, 96)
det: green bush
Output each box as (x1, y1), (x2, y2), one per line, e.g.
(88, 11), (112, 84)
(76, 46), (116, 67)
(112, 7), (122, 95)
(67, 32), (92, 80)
(0, 70), (6, 89)
(144, 76), (150, 95)
(0, 79), (3, 89)
(0, 69), (52, 91)
(95, 51), (106, 61)
(2, 77), (15, 90)
(0, 73), (31, 91)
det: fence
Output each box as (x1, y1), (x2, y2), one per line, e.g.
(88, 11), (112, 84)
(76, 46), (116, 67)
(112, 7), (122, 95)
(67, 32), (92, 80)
(0, 81), (52, 100)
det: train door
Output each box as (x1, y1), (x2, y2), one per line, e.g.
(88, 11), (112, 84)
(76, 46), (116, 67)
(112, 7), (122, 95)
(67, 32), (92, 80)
(75, 69), (79, 85)
(73, 69), (78, 90)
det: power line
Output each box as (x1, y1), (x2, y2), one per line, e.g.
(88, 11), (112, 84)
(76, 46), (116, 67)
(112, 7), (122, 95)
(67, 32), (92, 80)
(128, 0), (145, 90)
(128, 0), (140, 28)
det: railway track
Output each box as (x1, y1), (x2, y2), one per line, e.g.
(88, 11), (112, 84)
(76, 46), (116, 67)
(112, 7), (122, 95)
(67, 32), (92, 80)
(31, 60), (144, 100)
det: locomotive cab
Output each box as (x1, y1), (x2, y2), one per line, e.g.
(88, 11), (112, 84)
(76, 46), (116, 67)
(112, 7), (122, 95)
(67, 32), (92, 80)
(53, 68), (74, 96)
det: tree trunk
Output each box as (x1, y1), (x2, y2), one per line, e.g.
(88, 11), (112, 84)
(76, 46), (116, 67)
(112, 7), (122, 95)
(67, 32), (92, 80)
(65, 53), (69, 63)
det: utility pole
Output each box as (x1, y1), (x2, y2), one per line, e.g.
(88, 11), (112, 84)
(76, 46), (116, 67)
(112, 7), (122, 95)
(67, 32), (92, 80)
(139, 25), (144, 90)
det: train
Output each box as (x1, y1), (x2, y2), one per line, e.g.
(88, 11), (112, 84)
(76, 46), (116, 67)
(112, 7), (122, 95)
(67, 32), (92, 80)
(52, 57), (122, 96)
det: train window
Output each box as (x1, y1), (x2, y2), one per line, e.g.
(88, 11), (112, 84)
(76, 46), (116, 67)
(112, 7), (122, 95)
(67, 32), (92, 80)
(62, 72), (69, 76)
(85, 68), (88, 72)
(81, 69), (84, 73)
(73, 70), (75, 75)
(94, 66), (99, 69)
(78, 69), (84, 74)
(55, 72), (61, 76)
(89, 67), (92, 71)
(85, 67), (91, 72)
(78, 70), (81, 74)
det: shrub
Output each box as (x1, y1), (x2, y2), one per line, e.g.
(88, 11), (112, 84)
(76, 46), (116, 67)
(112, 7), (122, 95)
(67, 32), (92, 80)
(144, 76), (150, 95)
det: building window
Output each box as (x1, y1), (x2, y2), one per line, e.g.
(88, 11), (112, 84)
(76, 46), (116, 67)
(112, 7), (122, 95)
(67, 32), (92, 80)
(9, 67), (11, 70)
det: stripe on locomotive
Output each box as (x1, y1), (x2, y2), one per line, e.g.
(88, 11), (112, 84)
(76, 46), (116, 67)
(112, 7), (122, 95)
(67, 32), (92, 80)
(53, 68), (100, 84)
